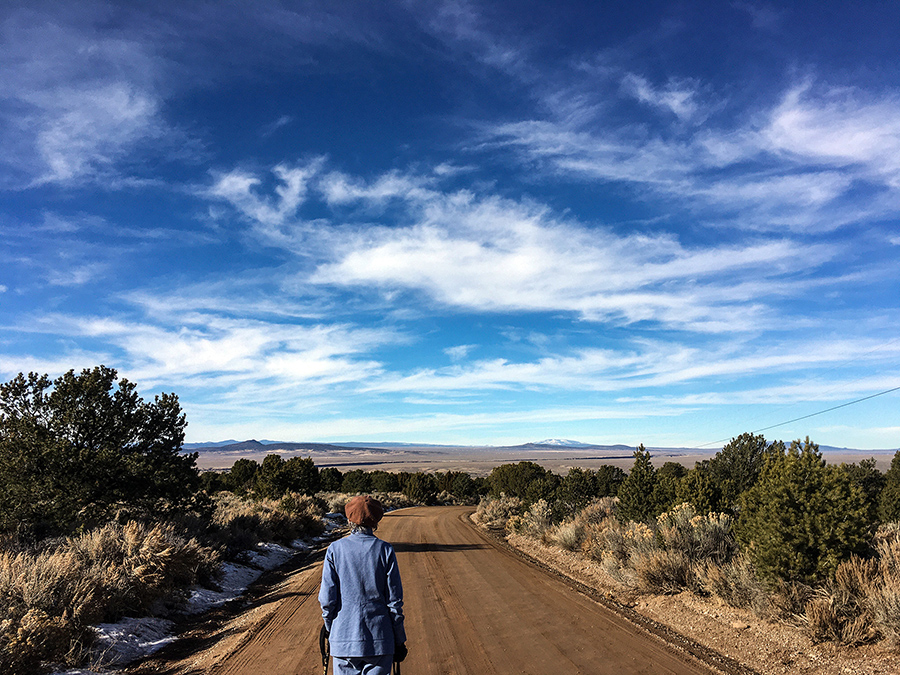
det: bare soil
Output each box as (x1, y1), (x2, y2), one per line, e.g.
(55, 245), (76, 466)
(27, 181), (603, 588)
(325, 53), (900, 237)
(128, 506), (730, 675)
(504, 532), (900, 675)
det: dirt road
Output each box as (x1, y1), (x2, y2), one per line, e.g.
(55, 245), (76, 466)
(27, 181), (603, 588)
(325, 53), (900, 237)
(137, 506), (724, 675)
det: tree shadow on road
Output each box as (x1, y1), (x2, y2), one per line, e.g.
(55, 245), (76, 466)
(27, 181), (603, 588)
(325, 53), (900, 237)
(391, 541), (489, 553)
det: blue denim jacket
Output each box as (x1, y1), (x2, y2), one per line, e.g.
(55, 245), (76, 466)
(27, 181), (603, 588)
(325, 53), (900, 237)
(318, 530), (406, 657)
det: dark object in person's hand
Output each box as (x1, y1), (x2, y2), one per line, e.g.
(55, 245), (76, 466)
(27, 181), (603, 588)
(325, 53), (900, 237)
(394, 642), (408, 662)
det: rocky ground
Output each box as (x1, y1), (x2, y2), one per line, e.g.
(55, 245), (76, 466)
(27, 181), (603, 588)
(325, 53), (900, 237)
(504, 533), (900, 675)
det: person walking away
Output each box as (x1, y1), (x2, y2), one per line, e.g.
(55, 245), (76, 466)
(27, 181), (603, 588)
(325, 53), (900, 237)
(319, 495), (408, 674)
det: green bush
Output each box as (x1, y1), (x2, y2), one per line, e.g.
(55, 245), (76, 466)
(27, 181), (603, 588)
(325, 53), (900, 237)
(738, 438), (871, 584)
(0, 367), (199, 538)
(879, 451), (900, 523)
(616, 446), (659, 522)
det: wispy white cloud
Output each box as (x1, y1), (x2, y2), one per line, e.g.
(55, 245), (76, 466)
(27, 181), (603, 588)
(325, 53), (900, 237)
(209, 161), (324, 227)
(621, 74), (701, 121)
(476, 55), (900, 232)
(10, 309), (400, 405)
(303, 179), (836, 330)
(444, 344), (477, 360)
(365, 337), (900, 400)
(762, 83), (900, 186)
(0, 11), (170, 187)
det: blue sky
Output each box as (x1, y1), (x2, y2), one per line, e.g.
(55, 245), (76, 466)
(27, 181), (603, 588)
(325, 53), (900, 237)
(2, 1), (899, 448)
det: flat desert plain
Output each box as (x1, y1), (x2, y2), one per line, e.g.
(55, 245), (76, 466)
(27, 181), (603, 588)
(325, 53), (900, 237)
(192, 442), (899, 476)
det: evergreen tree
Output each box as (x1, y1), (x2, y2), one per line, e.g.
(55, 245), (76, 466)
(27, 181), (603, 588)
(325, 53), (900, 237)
(200, 470), (227, 494)
(617, 446), (658, 522)
(255, 454), (289, 498)
(676, 466), (722, 514)
(878, 451), (900, 523)
(449, 472), (478, 502)
(341, 469), (372, 494)
(840, 457), (884, 526)
(282, 456), (320, 495)
(369, 470), (400, 493)
(594, 464), (626, 497)
(225, 458), (259, 495)
(0, 367), (199, 537)
(703, 432), (772, 511)
(737, 437), (870, 583)
(402, 472), (438, 504)
(488, 461), (555, 503)
(557, 467), (597, 510)
(651, 461), (687, 513)
(319, 466), (343, 492)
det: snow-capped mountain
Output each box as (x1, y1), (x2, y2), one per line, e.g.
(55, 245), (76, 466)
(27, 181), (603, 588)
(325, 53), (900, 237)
(533, 439), (594, 447)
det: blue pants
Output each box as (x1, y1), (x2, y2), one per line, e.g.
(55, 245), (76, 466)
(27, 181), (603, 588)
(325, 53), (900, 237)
(333, 654), (393, 675)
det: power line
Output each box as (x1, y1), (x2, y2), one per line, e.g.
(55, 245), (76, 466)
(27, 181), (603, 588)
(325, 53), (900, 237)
(698, 384), (900, 449)
(720, 336), (900, 435)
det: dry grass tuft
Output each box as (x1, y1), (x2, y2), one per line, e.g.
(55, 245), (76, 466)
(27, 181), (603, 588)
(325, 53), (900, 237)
(0, 521), (220, 674)
(473, 495), (522, 530)
(212, 492), (324, 554)
(697, 555), (767, 613)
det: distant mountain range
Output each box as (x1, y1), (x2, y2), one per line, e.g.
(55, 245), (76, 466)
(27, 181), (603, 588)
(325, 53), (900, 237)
(534, 438), (596, 447)
(183, 438), (898, 455)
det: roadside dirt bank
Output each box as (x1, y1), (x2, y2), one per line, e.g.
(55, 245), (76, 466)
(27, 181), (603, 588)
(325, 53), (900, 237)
(502, 531), (900, 675)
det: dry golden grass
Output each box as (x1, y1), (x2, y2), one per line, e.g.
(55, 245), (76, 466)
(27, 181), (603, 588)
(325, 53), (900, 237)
(211, 492), (325, 554)
(472, 494), (522, 529)
(0, 521), (219, 674)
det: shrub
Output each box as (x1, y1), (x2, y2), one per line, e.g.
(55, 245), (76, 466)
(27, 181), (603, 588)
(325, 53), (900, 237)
(211, 492), (325, 555)
(656, 503), (736, 565)
(547, 521), (585, 551)
(473, 495), (522, 530)
(508, 499), (555, 539)
(804, 556), (879, 645)
(576, 497), (618, 524)
(865, 527), (900, 645)
(633, 548), (694, 594)
(0, 521), (220, 674)
(697, 555), (766, 612)
(583, 503), (739, 595)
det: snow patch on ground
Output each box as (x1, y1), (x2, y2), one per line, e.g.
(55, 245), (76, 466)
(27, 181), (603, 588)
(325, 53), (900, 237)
(92, 618), (176, 666)
(49, 533), (327, 675)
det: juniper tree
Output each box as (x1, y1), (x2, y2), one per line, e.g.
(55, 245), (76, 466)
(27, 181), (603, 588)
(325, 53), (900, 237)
(225, 457), (259, 495)
(651, 461), (688, 513)
(878, 450), (900, 523)
(402, 471), (438, 504)
(702, 432), (772, 512)
(840, 457), (884, 526)
(558, 467), (597, 510)
(617, 445), (658, 522)
(594, 464), (626, 497)
(675, 466), (723, 514)
(319, 466), (343, 491)
(0, 366), (199, 537)
(488, 461), (557, 504)
(737, 437), (870, 583)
